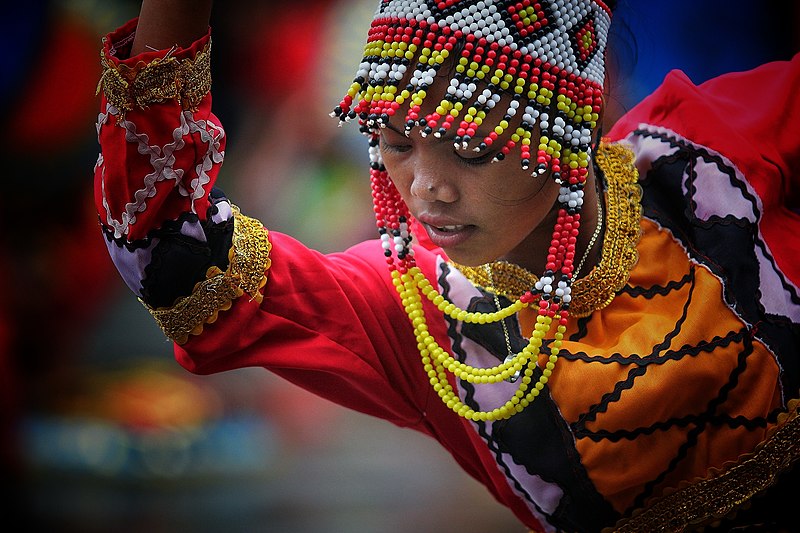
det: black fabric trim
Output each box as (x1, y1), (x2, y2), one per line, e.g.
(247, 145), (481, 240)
(128, 191), (235, 308)
(444, 264), (619, 532)
(437, 264), (551, 522)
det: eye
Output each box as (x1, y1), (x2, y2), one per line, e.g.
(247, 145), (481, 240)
(380, 130), (411, 153)
(456, 148), (497, 167)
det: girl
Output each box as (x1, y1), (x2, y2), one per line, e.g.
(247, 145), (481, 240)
(95, 0), (800, 530)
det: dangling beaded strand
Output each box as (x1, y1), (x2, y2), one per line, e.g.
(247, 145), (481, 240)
(336, 0), (612, 420)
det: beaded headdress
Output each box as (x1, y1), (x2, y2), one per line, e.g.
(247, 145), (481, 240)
(333, 0), (613, 421)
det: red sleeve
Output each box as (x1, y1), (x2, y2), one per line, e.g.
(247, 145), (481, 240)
(176, 233), (434, 427)
(608, 52), (800, 285)
(609, 53), (800, 203)
(95, 18), (221, 242)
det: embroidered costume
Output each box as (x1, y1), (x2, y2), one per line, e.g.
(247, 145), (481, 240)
(94, 6), (800, 533)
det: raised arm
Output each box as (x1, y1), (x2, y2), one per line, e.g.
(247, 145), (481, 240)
(93, 3), (428, 427)
(95, 0), (247, 333)
(131, 0), (213, 55)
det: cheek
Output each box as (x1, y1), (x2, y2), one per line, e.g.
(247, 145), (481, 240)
(387, 169), (412, 200)
(381, 157), (409, 194)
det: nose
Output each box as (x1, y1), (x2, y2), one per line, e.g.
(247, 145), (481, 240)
(409, 167), (458, 203)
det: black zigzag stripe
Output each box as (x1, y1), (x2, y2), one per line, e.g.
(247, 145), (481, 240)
(559, 328), (747, 366)
(572, 365), (647, 432)
(628, 334), (757, 513)
(619, 268), (693, 299)
(569, 313), (592, 342)
(577, 410), (773, 443)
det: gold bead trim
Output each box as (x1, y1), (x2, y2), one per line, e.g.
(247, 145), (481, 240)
(453, 141), (642, 317)
(97, 40), (212, 119)
(144, 205), (271, 344)
(608, 398), (800, 532)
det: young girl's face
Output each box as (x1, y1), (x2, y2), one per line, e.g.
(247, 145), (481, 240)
(380, 117), (561, 271)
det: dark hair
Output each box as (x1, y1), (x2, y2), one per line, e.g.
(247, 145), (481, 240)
(603, 0), (639, 119)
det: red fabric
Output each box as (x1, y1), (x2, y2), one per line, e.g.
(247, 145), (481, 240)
(608, 53), (800, 287)
(176, 232), (543, 529)
(95, 21), (221, 241)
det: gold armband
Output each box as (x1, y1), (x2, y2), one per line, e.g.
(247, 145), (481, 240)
(144, 206), (272, 344)
(97, 41), (212, 118)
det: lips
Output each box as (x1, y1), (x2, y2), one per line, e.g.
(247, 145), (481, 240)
(418, 215), (476, 249)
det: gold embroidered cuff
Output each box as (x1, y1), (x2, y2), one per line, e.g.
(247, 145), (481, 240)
(97, 40), (212, 118)
(609, 398), (800, 532)
(143, 206), (272, 344)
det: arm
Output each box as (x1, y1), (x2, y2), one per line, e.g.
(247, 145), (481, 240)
(93, 8), (429, 426)
(131, 0), (213, 55)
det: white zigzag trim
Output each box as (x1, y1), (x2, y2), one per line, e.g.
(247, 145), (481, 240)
(98, 103), (225, 239)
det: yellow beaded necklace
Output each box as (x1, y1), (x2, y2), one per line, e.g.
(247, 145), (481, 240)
(395, 142), (641, 421)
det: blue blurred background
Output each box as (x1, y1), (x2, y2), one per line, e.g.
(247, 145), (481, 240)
(2, 1), (797, 531)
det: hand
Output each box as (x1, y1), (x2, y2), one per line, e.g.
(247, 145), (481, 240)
(131, 0), (213, 55)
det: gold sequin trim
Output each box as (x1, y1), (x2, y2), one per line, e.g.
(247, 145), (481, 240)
(97, 41), (212, 119)
(453, 142), (642, 317)
(608, 398), (800, 532)
(144, 206), (272, 344)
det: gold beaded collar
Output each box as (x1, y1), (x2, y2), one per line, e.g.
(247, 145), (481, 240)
(452, 142), (642, 317)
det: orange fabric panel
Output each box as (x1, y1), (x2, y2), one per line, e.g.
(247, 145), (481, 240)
(539, 218), (783, 513)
